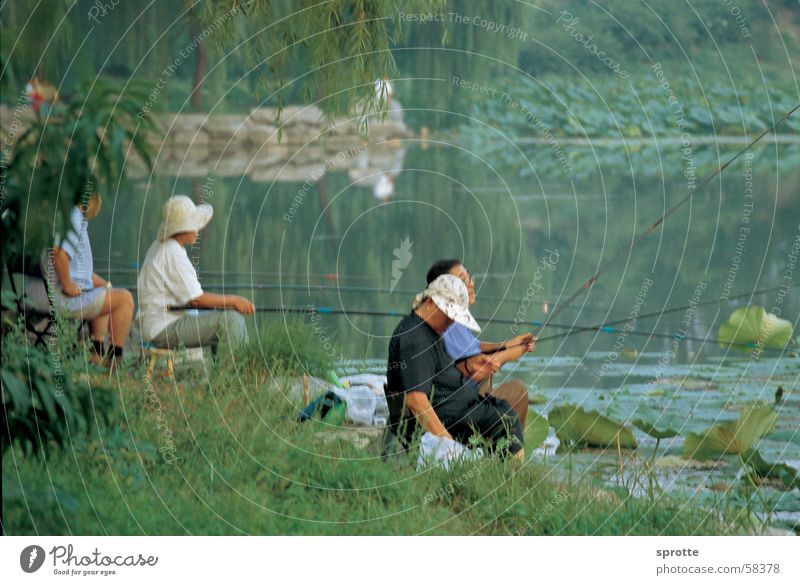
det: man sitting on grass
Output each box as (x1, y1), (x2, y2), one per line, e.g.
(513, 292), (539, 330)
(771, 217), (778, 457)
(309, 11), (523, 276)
(425, 259), (536, 429)
(385, 274), (524, 460)
(137, 195), (255, 356)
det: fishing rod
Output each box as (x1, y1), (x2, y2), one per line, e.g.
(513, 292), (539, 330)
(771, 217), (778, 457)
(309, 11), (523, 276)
(121, 280), (626, 314)
(535, 284), (785, 342)
(535, 104), (800, 333)
(168, 303), (785, 353)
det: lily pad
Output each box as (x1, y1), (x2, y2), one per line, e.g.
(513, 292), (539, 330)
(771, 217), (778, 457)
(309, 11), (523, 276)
(631, 404), (689, 439)
(528, 393), (549, 405)
(548, 404), (637, 449)
(654, 455), (715, 469)
(525, 410), (549, 450)
(682, 402), (778, 461)
(718, 307), (794, 353)
(742, 449), (800, 491)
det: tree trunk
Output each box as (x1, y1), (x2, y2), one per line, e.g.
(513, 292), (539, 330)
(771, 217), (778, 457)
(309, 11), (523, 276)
(191, 25), (206, 109)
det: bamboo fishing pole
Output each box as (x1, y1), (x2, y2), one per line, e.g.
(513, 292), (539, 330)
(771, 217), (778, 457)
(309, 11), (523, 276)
(534, 285), (785, 342)
(168, 302), (787, 353)
(535, 104), (800, 334)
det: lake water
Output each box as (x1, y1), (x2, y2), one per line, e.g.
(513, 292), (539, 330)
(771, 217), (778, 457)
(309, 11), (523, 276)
(93, 138), (799, 361)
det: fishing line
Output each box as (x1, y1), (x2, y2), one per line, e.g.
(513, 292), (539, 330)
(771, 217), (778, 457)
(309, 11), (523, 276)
(535, 285), (785, 342)
(536, 104), (799, 334)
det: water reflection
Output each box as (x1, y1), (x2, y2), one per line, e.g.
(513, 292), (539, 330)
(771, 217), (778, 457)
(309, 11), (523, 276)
(96, 140), (799, 362)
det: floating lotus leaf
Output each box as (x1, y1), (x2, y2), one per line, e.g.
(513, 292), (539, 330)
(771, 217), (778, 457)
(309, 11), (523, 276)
(742, 449), (800, 491)
(718, 307), (793, 353)
(548, 404), (637, 449)
(525, 410), (549, 450)
(653, 455), (715, 469)
(630, 405), (682, 439)
(682, 403), (778, 461)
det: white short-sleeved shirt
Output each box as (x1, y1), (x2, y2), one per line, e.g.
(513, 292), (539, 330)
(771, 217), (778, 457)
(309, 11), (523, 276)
(136, 238), (203, 341)
(43, 206), (106, 315)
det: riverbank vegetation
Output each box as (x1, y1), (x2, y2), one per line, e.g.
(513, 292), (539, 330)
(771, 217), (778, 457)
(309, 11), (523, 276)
(2, 316), (787, 536)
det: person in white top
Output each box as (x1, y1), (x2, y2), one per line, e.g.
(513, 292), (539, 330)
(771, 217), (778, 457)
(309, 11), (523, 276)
(48, 192), (135, 366)
(137, 196), (255, 355)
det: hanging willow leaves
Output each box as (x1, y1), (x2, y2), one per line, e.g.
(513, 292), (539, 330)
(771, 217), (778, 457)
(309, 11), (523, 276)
(718, 307), (794, 353)
(192, 0), (448, 121)
(548, 404), (637, 449)
(682, 402), (778, 461)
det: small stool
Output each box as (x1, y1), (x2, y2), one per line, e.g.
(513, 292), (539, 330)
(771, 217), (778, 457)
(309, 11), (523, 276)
(143, 345), (204, 380)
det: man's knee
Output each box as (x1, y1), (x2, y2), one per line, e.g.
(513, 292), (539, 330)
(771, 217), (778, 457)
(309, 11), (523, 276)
(218, 311), (248, 344)
(497, 380), (528, 406)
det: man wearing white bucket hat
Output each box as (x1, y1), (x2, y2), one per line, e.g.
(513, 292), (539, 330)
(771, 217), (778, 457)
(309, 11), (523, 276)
(137, 195), (255, 354)
(384, 274), (524, 459)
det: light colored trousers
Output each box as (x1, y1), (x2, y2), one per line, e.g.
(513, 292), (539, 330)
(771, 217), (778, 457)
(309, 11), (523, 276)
(150, 311), (248, 354)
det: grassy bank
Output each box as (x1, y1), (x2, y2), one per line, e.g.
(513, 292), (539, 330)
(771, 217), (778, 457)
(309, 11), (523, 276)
(2, 319), (754, 535)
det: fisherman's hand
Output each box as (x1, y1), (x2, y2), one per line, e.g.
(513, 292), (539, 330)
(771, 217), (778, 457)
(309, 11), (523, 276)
(234, 297), (256, 315)
(511, 333), (536, 352)
(469, 354), (501, 380)
(63, 281), (82, 297)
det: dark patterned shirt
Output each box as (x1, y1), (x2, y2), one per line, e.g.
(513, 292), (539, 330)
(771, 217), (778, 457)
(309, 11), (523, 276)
(385, 312), (480, 438)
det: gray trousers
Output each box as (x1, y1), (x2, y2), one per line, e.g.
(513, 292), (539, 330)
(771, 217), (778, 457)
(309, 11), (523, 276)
(150, 311), (248, 354)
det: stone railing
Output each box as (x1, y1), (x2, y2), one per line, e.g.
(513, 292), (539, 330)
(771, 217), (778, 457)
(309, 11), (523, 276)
(0, 103), (411, 183)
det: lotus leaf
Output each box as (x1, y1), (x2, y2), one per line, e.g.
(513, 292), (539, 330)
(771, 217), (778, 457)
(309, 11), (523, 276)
(548, 404), (637, 449)
(525, 410), (549, 450)
(742, 449), (800, 491)
(718, 307), (793, 353)
(682, 403), (778, 461)
(630, 404), (691, 439)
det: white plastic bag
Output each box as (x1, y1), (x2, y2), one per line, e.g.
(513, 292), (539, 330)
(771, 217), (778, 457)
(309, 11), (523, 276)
(340, 373), (389, 419)
(416, 432), (483, 471)
(331, 385), (377, 426)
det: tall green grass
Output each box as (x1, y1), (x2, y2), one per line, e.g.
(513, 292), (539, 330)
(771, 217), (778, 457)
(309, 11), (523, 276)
(2, 319), (751, 535)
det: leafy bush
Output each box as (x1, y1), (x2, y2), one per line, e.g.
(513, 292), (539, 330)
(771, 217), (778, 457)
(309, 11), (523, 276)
(1, 323), (116, 455)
